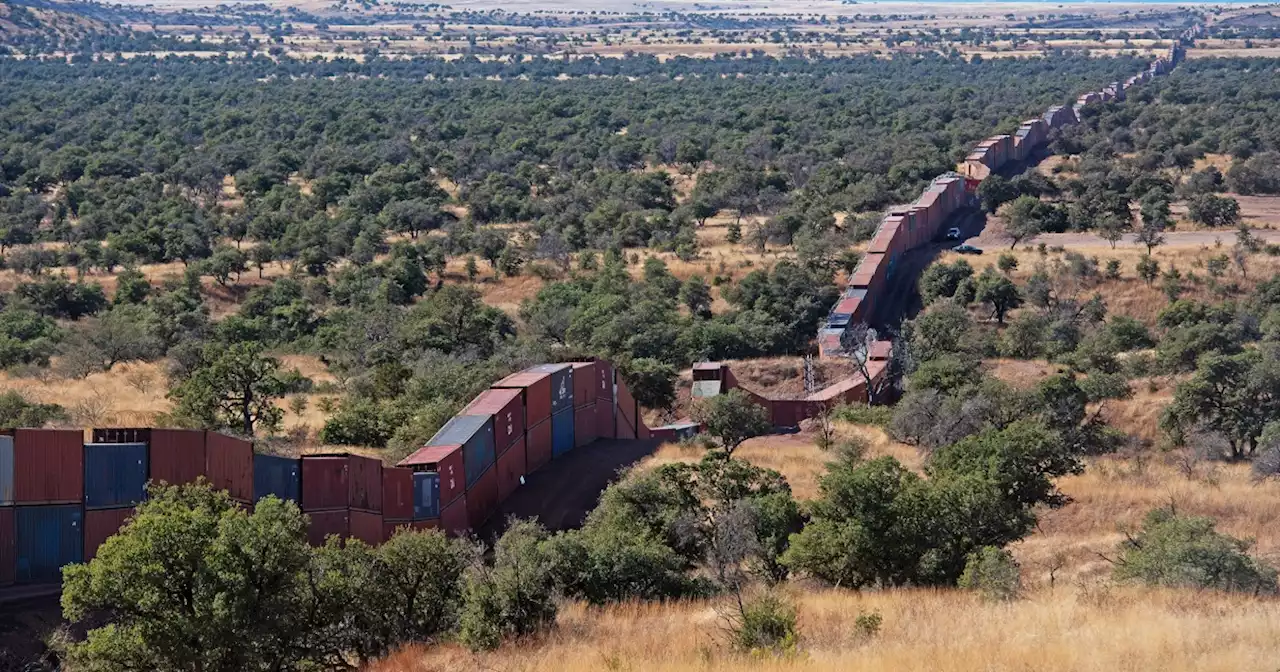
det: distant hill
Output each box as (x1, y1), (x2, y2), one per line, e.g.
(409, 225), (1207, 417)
(0, 1), (121, 50)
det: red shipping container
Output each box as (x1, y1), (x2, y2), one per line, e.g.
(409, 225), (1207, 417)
(301, 456), (349, 512)
(398, 445), (465, 508)
(440, 494), (468, 536)
(596, 402), (615, 440)
(14, 429), (83, 504)
(0, 507), (13, 586)
(466, 467), (499, 530)
(617, 379), (638, 432)
(381, 466), (414, 521)
(85, 507), (134, 561)
(206, 432), (252, 502)
(571, 362), (598, 408)
(638, 418), (651, 440)
(496, 437), (526, 502)
(596, 360), (614, 401)
(350, 510), (383, 545)
(574, 403), (597, 448)
(349, 455), (382, 513)
(306, 509), (349, 547)
(465, 388), (524, 454)
(526, 420), (552, 472)
(150, 429), (207, 487)
(617, 412), (637, 441)
(493, 370), (552, 427)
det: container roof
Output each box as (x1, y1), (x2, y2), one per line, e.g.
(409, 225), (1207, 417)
(398, 444), (461, 467)
(692, 362), (723, 371)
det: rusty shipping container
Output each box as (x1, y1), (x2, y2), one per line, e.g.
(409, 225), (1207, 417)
(616, 378), (638, 433)
(574, 403), (597, 448)
(84, 507), (134, 562)
(616, 410), (637, 441)
(206, 432), (253, 502)
(382, 466), (414, 521)
(150, 429), (208, 487)
(14, 429), (83, 505)
(595, 360), (614, 401)
(527, 363), (573, 414)
(596, 401), (615, 440)
(0, 435), (12, 505)
(571, 362), (598, 409)
(496, 437), (526, 502)
(466, 466), (499, 530)
(301, 455), (349, 511)
(465, 388), (524, 454)
(429, 416), (495, 489)
(350, 510), (383, 545)
(440, 493), (469, 536)
(493, 370), (552, 427)
(306, 509), (349, 547)
(348, 454), (382, 513)
(0, 507), (13, 586)
(83, 443), (148, 510)
(398, 444), (465, 508)
(526, 419), (553, 473)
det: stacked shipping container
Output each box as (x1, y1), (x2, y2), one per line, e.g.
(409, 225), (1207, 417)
(300, 454), (384, 546)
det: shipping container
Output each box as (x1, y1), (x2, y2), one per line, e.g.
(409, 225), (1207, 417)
(596, 360), (614, 401)
(440, 494), (469, 536)
(14, 429), (83, 505)
(306, 509), (349, 547)
(493, 370), (552, 427)
(0, 435), (12, 505)
(301, 455), (349, 511)
(0, 507), (12, 586)
(149, 429), (207, 487)
(571, 362), (598, 408)
(596, 401), (615, 440)
(84, 507), (133, 561)
(206, 432), (252, 502)
(465, 466), (499, 530)
(253, 454), (301, 505)
(552, 407), (575, 458)
(617, 411), (637, 441)
(382, 466), (414, 521)
(574, 404), (597, 448)
(398, 444), (465, 508)
(465, 388), (524, 454)
(91, 427), (150, 444)
(348, 454), (382, 513)
(350, 510), (383, 545)
(412, 472), (440, 520)
(84, 443), (148, 510)
(527, 363), (574, 414)
(526, 419), (553, 473)
(15, 504), (82, 584)
(496, 437), (526, 501)
(428, 416), (495, 489)
(617, 379), (638, 436)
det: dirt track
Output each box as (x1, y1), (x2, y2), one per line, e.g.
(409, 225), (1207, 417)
(977, 229), (1280, 249)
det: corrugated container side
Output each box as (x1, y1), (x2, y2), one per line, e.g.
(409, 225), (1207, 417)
(0, 435), (12, 505)
(429, 416), (495, 489)
(15, 504), (82, 584)
(617, 411), (637, 440)
(412, 472), (440, 520)
(596, 360), (614, 401)
(148, 429), (207, 487)
(350, 510), (383, 545)
(14, 429), (84, 504)
(206, 433), (253, 503)
(253, 454), (301, 504)
(84, 507), (133, 562)
(574, 403), (597, 448)
(301, 456), (348, 511)
(552, 407), (575, 458)
(526, 420), (553, 473)
(349, 454), (383, 513)
(0, 507), (13, 586)
(597, 402), (616, 440)
(382, 466), (414, 521)
(402, 444), (465, 508)
(465, 467), (499, 530)
(571, 362), (598, 408)
(496, 437), (526, 502)
(440, 494), (469, 536)
(84, 443), (148, 510)
(545, 365), (574, 414)
(617, 379), (638, 434)
(306, 509), (349, 547)
(465, 388), (524, 454)
(493, 371), (552, 427)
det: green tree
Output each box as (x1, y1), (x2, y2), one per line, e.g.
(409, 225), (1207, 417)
(690, 389), (772, 456)
(1136, 255), (1160, 286)
(1003, 195), (1043, 249)
(1114, 507), (1277, 595)
(678, 275), (713, 319)
(113, 265), (151, 305)
(973, 267), (1022, 323)
(1187, 194), (1241, 228)
(168, 342), (288, 436)
(0, 390), (66, 427)
(459, 520), (558, 651)
(620, 357), (678, 410)
(1161, 349), (1280, 459)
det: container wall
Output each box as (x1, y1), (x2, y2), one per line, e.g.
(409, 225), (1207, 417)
(526, 420), (553, 473)
(596, 401), (615, 440)
(349, 455), (383, 513)
(0, 507), (13, 586)
(572, 362), (598, 408)
(496, 437), (526, 502)
(494, 372), (552, 427)
(466, 388), (524, 454)
(206, 433), (253, 502)
(15, 504), (83, 584)
(301, 456), (349, 512)
(0, 435), (12, 505)
(253, 454), (301, 505)
(382, 466), (414, 521)
(14, 429), (84, 505)
(617, 379), (638, 434)
(306, 509), (349, 547)
(149, 429), (207, 487)
(465, 467), (499, 530)
(435, 447), (466, 509)
(84, 507), (133, 562)
(83, 443), (148, 510)
(542, 364), (574, 415)
(440, 494), (469, 536)
(574, 403), (597, 448)
(349, 510), (383, 546)
(412, 472), (440, 520)
(429, 416), (495, 489)
(616, 407), (637, 440)
(596, 360), (614, 401)
(92, 428), (151, 444)
(552, 407), (575, 458)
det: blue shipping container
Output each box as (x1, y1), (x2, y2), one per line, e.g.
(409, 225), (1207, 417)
(413, 472), (440, 520)
(529, 363), (574, 414)
(84, 443), (147, 510)
(552, 407), (575, 458)
(428, 415), (495, 488)
(16, 505), (83, 584)
(0, 435), (12, 505)
(254, 454), (301, 504)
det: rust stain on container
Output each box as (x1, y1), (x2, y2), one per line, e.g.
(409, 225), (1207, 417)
(14, 429), (83, 504)
(381, 466), (414, 521)
(206, 432), (253, 502)
(84, 507), (134, 561)
(150, 429), (207, 487)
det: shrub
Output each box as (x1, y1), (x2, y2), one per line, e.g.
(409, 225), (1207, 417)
(1114, 507), (1278, 595)
(958, 546), (1021, 601)
(1079, 372), (1133, 402)
(728, 592), (798, 654)
(0, 390), (65, 427)
(832, 404), (894, 427)
(459, 520), (558, 651)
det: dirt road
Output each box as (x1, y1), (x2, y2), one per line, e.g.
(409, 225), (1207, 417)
(976, 229), (1280, 250)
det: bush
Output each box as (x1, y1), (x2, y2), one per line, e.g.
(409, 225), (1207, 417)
(832, 404), (894, 427)
(958, 546), (1021, 601)
(1079, 372), (1133, 402)
(728, 592), (799, 654)
(1114, 507), (1278, 595)
(459, 520), (558, 651)
(0, 390), (66, 427)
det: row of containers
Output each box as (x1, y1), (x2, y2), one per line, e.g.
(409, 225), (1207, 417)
(0, 360), (650, 587)
(397, 361), (648, 537)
